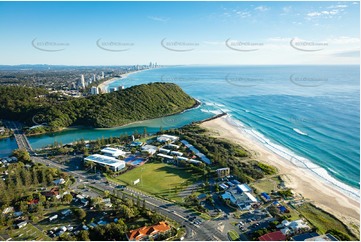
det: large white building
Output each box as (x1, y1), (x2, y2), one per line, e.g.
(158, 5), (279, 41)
(157, 134), (179, 143)
(101, 147), (126, 158)
(84, 154), (125, 171)
(221, 183), (258, 210)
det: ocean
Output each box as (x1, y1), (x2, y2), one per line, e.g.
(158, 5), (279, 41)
(1, 65), (359, 196)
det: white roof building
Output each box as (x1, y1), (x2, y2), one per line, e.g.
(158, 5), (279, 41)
(157, 153), (174, 159)
(170, 151), (183, 156)
(141, 145), (158, 155)
(84, 154), (125, 171)
(157, 134), (179, 143)
(159, 148), (171, 154)
(101, 147), (126, 158)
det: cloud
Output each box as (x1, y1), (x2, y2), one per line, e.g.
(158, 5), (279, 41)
(235, 10), (251, 18)
(307, 9), (340, 17)
(327, 4), (348, 9)
(327, 36), (360, 45)
(331, 50), (360, 57)
(147, 16), (169, 22)
(255, 6), (269, 12)
(282, 6), (292, 13)
(267, 37), (290, 43)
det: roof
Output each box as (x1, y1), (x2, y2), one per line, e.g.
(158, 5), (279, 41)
(237, 184), (252, 193)
(181, 140), (211, 164)
(101, 147), (126, 157)
(84, 154), (125, 168)
(128, 222), (171, 240)
(259, 231), (287, 241)
(305, 233), (338, 241)
(157, 153), (174, 159)
(157, 134), (179, 142)
(261, 192), (271, 200)
(292, 232), (320, 241)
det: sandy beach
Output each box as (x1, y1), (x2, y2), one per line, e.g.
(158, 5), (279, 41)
(97, 69), (148, 93)
(200, 115), (360, 229)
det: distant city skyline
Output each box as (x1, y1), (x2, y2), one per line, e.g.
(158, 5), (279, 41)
(0, 1), (359, 65)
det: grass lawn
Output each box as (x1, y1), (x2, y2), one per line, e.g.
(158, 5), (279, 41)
(227, 230), (240, 241)
(111, 162), (201, 202)
(9, 223), (51, 241)
(251, 177), (278, 194)
(297, 203), (357, 240)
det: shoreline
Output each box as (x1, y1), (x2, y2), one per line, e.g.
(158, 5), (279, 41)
(200, 115), (360, 226)
(97, 68), (150, 93)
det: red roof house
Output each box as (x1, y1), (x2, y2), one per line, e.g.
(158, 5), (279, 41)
(259, 231), (287, 241)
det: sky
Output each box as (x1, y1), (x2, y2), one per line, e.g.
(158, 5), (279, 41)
(0, 1), (359, 65)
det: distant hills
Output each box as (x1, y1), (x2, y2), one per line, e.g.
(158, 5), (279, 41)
(0, 82), (197, 133)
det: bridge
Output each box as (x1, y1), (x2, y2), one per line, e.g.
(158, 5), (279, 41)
(4, 121), (33, 153)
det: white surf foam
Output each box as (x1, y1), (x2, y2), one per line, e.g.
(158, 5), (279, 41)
(224, 115), (360, 201)
(293, 128), (308, 136)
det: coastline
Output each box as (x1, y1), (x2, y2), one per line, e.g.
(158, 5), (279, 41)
(97, 69), (149, 93)
(200, 115), (360, 227)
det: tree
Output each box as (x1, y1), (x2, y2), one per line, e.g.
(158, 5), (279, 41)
(74, 208), (87, 220)
(62, 194), (73, 204)
(77, 230), (90, 241)
(12, 149), (31, 163)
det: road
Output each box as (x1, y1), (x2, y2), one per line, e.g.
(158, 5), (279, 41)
(3, 121), (33, 152)
(31, 155), (228, 241)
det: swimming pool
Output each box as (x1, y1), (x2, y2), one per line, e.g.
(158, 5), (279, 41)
(131, 158), (146, 166)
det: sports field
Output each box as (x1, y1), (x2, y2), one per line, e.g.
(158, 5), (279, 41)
(112, 162), (200, 201)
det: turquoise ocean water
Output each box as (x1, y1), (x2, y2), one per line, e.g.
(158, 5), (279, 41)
(1, 65), (359, 197)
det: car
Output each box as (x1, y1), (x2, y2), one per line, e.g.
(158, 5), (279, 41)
(238, 221), (244, 226)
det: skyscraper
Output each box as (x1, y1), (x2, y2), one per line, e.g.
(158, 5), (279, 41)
(91, 86), (99, 95)
(80, 74), (86, 89)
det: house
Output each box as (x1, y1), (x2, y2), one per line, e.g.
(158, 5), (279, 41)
(259, 231), (286, 241)
(304, 233), (338, 241)
(141, 145), (157, 155)
(61, 209), (71, 216)
(130, 141), (143, 147)
(101, 147), (126, 158)
(102, 198), (113, 207)
(15, 221), (27, 229)
(2, 207), (14, 215)
(197, 193), (207, 202)
(278, 219), (310, 235)
(291, 232), (320, 241)
(157, 135), (179, 143)
(53, 178), (65, 185)
(13, 211), (23, 218)
(127, 221), (171, 241)
(216, 167), (230, 178)
(49, 214), (58, 221)
(261, 192), (271, 202)
(43, 187), (60, 197)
